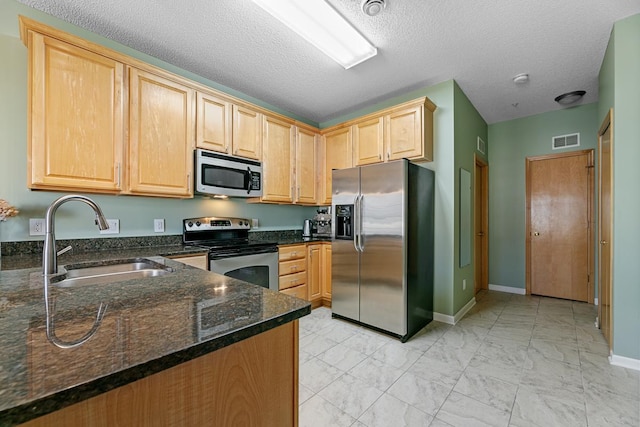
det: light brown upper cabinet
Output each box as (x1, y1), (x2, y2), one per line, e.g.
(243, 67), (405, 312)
(25, 31), (125, 193)
(196, 91), (231, 154)
(128, 68), (195, 198)
(232, 105), (262, 160)
(354, 116), (384, 166)
(260, 115), (295, 203)
(353, 98), (436, 166)
(295, 126), (320, 205)
(386, 99), (434, 161)
(321, 126), (353, 204)
(196, 91), (262, 161)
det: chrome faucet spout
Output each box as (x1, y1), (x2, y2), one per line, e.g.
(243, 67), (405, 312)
(43, 195), (108, 275)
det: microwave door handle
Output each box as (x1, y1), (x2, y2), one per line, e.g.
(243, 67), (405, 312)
(245, 167), (251, 194)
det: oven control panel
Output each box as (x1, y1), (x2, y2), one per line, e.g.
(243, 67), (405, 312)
(183, 217), (251, 231)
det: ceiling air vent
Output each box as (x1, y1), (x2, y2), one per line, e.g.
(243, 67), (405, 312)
(552, 133), (580, 150)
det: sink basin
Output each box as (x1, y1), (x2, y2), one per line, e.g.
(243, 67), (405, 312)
(51, 258), (174, 288)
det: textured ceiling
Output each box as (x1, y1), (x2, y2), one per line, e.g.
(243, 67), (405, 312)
(17, 0), (640, 125)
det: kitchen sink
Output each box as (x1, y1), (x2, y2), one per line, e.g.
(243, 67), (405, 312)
(51, 258), (174, 288)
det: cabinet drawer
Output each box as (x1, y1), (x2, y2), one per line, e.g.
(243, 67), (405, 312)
(279, 258), (306, 275)
(280, 284), (308, 300)
(279, 271), (307, 290)
(279, 245), (306, 262)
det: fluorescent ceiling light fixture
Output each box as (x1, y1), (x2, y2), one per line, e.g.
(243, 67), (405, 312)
(253, 0), (377, 69)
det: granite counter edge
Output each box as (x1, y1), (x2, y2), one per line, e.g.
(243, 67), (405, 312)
(0, 303), (310, 426)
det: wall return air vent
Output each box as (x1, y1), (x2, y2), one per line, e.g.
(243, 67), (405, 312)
(552, 133), (580, 150)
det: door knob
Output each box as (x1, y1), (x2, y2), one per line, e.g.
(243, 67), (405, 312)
(600, 240), (607, 245)
(533, 232), (540, 236)
(476, 232), (485, 237)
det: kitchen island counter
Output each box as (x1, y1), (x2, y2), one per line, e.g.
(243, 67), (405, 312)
(0, 255), (310, 426)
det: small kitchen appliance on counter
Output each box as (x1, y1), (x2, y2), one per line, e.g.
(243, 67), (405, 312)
(312, 208), (332, 238)
(302, 219), (313, 238)
(182, 216), (278, 291)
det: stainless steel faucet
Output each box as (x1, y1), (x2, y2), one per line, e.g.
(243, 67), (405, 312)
(43, 195), (109, 275)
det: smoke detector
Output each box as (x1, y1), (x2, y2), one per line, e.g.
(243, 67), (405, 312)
(362, 0), (386, 16)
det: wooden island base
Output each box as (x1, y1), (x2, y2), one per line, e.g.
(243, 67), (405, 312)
(22, 321), (299, 427)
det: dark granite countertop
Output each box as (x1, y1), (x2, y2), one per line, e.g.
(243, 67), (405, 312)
(0, 253), (310, 425)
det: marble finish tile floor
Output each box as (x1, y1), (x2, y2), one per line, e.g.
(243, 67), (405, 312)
(298, 290), (640, 427)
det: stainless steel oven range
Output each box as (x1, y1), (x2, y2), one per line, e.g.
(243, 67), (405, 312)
(182, 217), (278, 292)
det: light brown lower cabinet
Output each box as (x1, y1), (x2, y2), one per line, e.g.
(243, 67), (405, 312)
(308, 244), (322, 306)
(21, 321), (299, 427)
(279, 243), (331, 308)
(321, 244), (332, 306)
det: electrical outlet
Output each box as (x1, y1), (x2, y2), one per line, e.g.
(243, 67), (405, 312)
(251, 218), (259, 228)
(99, 219), (120, 234)
(154, 218), (165, 233)
(29, 218), (45, 236)
(463, 279), (467, 291)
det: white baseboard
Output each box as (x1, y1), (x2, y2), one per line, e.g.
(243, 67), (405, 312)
(488, 284), (526, 295)
(433, 297), (476, 325)
(609, 354), (640, 371)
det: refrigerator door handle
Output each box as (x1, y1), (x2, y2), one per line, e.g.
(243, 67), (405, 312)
(357, 194), (365, 252)
(353, 195), (360, 252)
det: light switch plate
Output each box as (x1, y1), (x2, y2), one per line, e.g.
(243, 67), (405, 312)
(100, 219), (120, 234)
(251, 218), (259, 228)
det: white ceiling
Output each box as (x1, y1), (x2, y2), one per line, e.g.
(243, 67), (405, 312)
(17, 0), (640, 125)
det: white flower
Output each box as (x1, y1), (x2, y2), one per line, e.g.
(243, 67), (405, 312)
(0, 199), (19, 221)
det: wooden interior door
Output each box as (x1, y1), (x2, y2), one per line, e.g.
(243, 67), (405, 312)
(474, 157), (489, 294)
(527, 150), (594, 301)
(598, 111), (613, 349)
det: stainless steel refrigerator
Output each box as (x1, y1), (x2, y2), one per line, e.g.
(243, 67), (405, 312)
(331, 159), (434, 342)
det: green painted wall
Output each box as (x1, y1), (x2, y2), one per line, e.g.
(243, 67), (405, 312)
(487, 103), (599, 289)
(598, 13), (640, 360)
(324, 80), (486, 317)
(0, 1), (317, 243)
(453, 82), (488, 314)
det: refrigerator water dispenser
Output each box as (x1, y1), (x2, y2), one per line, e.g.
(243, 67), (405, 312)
(335, 204), (353, 239)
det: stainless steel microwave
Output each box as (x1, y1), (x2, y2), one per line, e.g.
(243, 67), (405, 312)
(195, 149), (262, 197)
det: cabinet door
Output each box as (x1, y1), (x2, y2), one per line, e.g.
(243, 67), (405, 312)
(354, 117), (384, 166)
(196, 92), (231, 154)
(308, 244), (322, 302)
(28, 33), (124, 192)
(296, 127), (319, 204)
(322, 243), (332, 300)
(128, 68), (195, 197)
(261, 115), (294, 202)
(385, 104), (424, 161)
(322, 127), (353, 204)
(232, 105), (262, 160)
